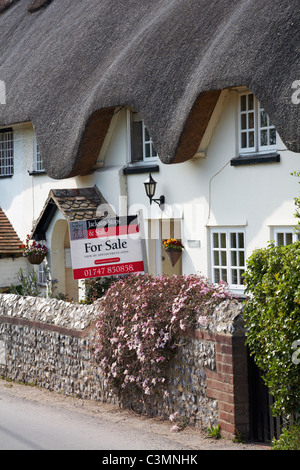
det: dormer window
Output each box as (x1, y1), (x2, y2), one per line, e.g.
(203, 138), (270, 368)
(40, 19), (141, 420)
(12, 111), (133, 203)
(0, 128), (14, 177)
(239, 92), (277, 155)
(130, 112), (158, 163)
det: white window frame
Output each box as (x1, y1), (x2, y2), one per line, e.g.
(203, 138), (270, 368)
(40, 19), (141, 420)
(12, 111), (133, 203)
(238, 92), (277, 155)
(130, 111), (158, 164)
(273, 227), (300, 246)
(33, 135), (45, 172)
(0, 128), (14, 176)
(37, 260), (48, 286)
(210, 228), (246, 289)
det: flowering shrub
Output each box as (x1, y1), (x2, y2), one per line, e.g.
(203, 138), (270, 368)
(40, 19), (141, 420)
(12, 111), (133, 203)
(20, 234), (48, 257)
(81, 276), (117, 304)
(94, 273), (232, 402)
(163, 238), (184, 251)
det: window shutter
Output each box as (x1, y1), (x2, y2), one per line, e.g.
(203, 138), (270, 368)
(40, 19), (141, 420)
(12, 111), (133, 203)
(131, 120), (143, 162)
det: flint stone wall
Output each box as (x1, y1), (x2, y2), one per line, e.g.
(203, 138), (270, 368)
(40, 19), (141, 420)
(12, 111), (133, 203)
(0, 294), (248, 439)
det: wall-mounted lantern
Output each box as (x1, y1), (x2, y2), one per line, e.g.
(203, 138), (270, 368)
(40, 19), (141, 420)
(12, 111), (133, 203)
(143, 174), (165, 209)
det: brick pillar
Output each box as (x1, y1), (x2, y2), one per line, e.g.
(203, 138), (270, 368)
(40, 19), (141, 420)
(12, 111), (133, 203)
(206, 333), (250, 439)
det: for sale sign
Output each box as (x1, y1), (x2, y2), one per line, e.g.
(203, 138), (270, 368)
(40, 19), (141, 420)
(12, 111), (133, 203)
(69, 215), (145, 280)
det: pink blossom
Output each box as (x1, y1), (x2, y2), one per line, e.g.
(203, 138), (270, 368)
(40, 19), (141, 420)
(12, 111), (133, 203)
(156, 356), (165, 362)
(169, 412), (178, 422)
(198, 315), (208, 326)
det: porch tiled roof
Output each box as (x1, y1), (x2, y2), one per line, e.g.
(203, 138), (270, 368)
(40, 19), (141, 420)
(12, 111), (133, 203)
(0, 208), (23, 257)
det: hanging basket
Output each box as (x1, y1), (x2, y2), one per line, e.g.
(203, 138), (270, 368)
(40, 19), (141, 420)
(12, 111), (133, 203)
(164, 248), (182, 267)
(27, 253), (46, 265)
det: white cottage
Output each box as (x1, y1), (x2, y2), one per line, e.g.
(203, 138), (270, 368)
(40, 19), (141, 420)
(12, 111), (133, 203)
(1, 94), (299, 300)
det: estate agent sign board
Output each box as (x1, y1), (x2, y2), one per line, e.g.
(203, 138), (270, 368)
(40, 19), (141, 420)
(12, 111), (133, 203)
(69, 215), (145, 280)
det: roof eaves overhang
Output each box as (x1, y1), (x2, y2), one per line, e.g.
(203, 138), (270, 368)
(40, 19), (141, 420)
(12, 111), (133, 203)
(31, 197), (57, 241)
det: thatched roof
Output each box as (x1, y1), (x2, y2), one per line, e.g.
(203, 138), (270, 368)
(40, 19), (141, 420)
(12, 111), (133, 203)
(0, 0), (299, 179)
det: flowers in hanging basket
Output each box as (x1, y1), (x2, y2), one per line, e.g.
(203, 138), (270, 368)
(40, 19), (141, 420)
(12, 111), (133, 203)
(163, 238), (184, 251)
(19, 234), (48, 257)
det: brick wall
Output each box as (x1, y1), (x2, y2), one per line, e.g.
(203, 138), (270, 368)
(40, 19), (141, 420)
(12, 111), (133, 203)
(205, 332), (249, 439)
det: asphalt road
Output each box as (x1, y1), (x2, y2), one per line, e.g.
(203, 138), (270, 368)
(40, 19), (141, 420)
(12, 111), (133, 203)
(0, 379), (269, 451)
(0, 386), (189, 451)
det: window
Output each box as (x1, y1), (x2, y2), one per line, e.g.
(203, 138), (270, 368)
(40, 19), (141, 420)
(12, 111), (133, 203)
(33, 137), (45, 172)
(211, 229), (245, 288)
(273, 227), (300, 246)
(131, 112), (158, 163)
(37, 261), (48, 286)
(0, 128), (13, 176)
(239, 93), (277, 154)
